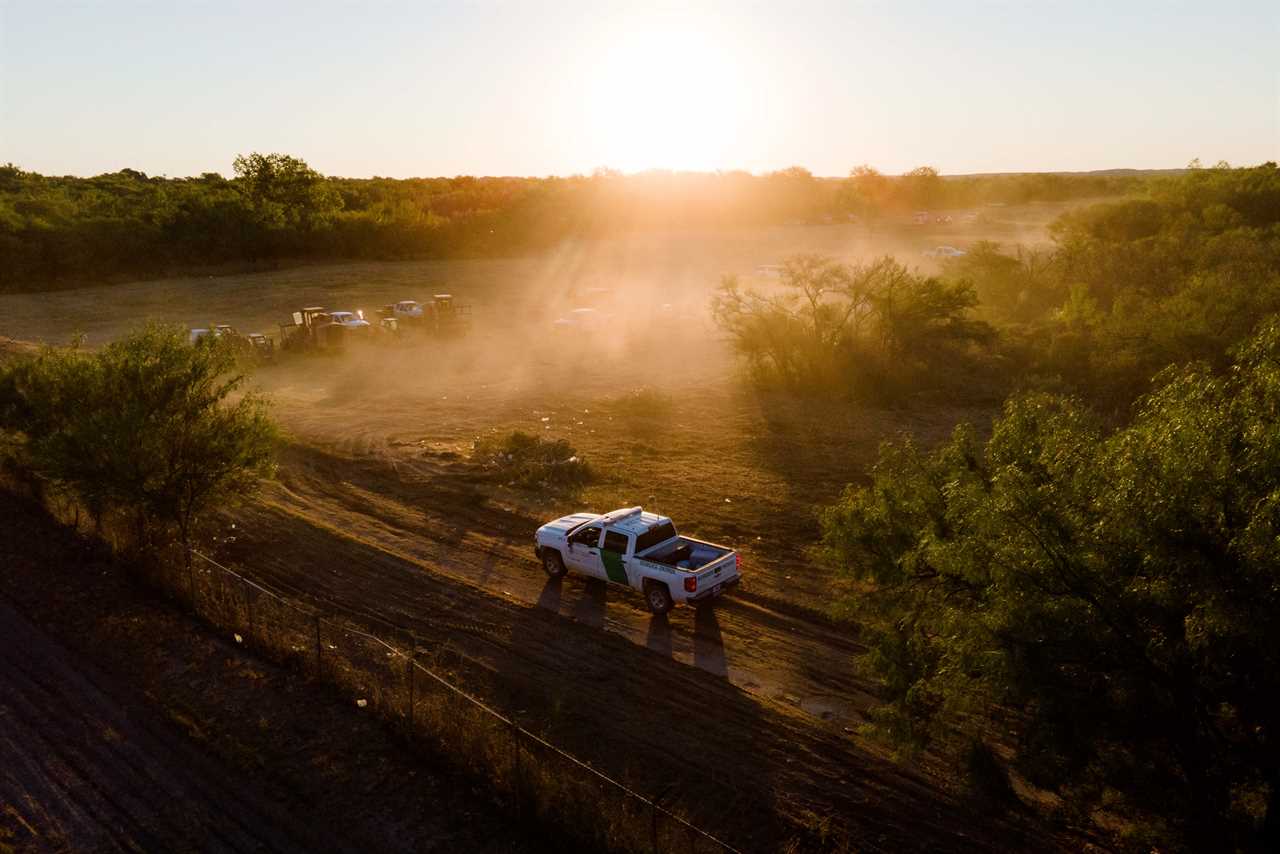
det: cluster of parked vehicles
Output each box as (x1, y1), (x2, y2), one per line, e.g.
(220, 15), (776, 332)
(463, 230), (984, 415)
(189, 293), (471, 358)
(375, 294), (471, 337)
(277, 294), (472, 352)
(187, 324), (276, 359)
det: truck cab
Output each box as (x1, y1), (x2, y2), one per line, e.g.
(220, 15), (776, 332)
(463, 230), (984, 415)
(535, 507), (740, 614)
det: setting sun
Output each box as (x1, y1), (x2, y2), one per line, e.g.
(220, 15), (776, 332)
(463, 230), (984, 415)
(583, 10), (753, 171)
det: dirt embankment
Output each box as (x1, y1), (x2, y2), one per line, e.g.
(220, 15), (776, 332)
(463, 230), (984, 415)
(0, 493), (539, 854)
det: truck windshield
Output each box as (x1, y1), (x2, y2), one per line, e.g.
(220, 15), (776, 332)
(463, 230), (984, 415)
(635, 522), (677, 554)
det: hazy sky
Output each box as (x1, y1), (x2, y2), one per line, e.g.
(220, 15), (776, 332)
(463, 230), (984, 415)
(2, 1), (1277, 178)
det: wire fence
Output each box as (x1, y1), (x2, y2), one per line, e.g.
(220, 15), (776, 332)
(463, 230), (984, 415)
(181, 549), (744, 854)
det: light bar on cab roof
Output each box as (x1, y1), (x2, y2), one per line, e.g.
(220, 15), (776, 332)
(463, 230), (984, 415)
(600, 506), (644, 524)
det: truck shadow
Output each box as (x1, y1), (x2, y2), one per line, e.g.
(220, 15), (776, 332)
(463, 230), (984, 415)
(536, 575), (562, 615)
(571, 578), (608, 629)
(645, 614), (673, 658)
(693, 605), (728, 679)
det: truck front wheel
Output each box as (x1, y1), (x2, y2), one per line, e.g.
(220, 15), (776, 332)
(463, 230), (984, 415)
(541, 548), (567, 579)
(644, 581), (673, 615)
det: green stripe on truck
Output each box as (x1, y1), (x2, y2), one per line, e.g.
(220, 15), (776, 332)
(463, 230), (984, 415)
(601, 550), (628, 584)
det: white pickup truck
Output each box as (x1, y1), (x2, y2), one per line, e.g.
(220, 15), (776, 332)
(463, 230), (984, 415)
(534, 507), (740, 614)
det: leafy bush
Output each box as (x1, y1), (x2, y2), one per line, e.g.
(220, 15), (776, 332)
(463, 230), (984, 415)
(943, 162), (1280, 411)
(0, 323), (277, 552)
(819, 316), (1280, 849)
(472, 431), (592, 492)
(942, 240), (1063, 325)
(712, 254), (997, 400)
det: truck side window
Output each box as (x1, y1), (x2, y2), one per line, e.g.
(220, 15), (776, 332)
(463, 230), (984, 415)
(602, 531), (628, 553)
(570, 526), (601, 546)
(635, 521), (677, 554)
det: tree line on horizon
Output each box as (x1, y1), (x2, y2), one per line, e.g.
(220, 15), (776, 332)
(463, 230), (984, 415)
(0, 154), (1140, 291)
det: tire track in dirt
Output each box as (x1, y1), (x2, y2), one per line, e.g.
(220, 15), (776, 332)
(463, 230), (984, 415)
(212, 441), (1075, 852)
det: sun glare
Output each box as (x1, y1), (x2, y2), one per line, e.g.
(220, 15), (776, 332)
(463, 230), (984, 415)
(585, 14), (751, 172)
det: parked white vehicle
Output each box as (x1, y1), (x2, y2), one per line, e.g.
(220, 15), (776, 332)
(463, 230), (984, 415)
(328, 310), (371, 330)
(552, 307), (608, 331)
(923, 245), (967, 258)
(392, 300), (424, 319)
(188, 324), (240, 345)
(534, 507), (740, 614)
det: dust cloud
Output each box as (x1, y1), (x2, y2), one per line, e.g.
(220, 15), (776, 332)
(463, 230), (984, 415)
(0, 207), (1070, 461)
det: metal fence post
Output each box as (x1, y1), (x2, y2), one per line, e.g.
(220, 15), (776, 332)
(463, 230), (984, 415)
(651, 802), (659, 854)
(244, 578), (254, 644)
(511, 720), (522, 817)
(314, 615), (323, 674)
(381, 659), (388, 713)
(407, 638), (416, 732)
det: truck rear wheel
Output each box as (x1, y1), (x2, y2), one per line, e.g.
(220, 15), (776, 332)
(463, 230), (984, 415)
(541, 548), (567, 579)
(644, 581), (673, 615)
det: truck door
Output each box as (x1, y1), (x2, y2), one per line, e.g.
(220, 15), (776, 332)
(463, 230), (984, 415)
(565, 525), (606, 579)
(600, 531), (631, 586)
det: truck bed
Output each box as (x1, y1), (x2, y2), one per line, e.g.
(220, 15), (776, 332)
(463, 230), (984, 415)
(638, 536), (731, 570)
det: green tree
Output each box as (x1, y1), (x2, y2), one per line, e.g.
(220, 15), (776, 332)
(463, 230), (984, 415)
(0, 324), (277, 556)
(943, 240), (1063, 324)
(902, 165), (942, 208)
(819, 317), (1280, 849)
(712, 254), (873, 388)
(838, 165), (891, 217)
(232, 151), (342, 231)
